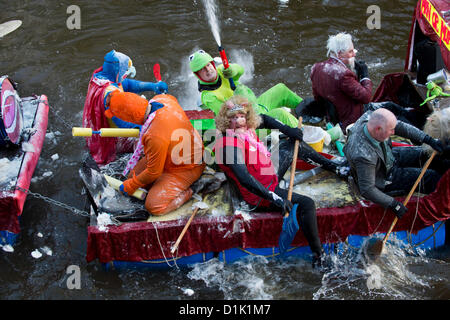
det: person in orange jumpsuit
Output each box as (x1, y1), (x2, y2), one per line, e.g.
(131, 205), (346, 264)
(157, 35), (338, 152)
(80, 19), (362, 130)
(107, 91), (205, 215)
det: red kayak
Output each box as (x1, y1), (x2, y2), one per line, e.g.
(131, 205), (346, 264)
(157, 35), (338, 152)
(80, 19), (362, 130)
(0, 76), (49, 246)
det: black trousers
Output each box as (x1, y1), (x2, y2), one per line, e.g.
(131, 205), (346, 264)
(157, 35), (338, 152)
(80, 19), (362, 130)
(384, 146), (444, 196)
(271, 186), (322, 256)
(255, 138), (324, 256)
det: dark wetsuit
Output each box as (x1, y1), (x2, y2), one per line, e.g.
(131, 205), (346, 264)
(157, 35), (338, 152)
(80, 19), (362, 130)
(214, 114), (338, 257)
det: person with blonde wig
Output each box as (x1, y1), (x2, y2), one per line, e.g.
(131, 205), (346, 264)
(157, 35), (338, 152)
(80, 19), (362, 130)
(214, 96), (349, 266)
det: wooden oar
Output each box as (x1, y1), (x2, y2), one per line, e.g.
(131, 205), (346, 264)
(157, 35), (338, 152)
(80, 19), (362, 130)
(285, 117), (303, 216)
(278, 118), (303, 256)
(171, 206), (201, 254)
(367, 150), (438, 259)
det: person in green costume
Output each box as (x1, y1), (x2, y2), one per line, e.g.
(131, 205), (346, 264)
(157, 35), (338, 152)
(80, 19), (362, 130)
(189, 49), (302, 128)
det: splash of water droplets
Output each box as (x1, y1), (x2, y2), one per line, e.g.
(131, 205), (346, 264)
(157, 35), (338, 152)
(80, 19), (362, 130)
(202, 0), (222, 46)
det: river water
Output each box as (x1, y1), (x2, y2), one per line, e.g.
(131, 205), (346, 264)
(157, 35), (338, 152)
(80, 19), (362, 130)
(0, 0), (449, 302)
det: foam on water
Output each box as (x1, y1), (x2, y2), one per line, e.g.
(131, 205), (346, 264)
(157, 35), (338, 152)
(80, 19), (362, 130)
(187, 256), (275, 300)
(185, 234), (448, 300)
(312, 236), (445, 300)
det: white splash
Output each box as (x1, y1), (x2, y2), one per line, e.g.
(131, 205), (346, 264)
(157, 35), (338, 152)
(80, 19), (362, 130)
(31, 249), (43, 259)
(365, 264), (383, 290)
(21, 142), (35, 153)
(181, 288), (195, 296)
(0, 157), (21, 185)
(193, 201), (209, 210)
(1, 244), (14, 253)
(42, 171), (53, 177)
(188, 256), (274, 299)
(97, 213), (114, 232)
(41, 246), (53, 256)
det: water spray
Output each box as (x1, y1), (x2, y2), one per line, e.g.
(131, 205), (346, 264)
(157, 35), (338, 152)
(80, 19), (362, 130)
(202, 0), (237, 91)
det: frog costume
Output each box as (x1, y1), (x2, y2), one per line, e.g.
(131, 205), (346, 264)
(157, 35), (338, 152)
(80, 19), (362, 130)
(190, 50), (302, 128)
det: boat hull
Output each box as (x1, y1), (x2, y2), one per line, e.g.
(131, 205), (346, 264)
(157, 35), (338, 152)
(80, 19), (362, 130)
(0, 95), (49, 247)
(101, 221), (447, 271)
(85, 168), (450, 270)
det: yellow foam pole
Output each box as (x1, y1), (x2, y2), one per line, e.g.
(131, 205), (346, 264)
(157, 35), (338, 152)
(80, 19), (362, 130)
(99, 128), (140, 137)
(72, 127), (140, 138)
(103, 174), (147, 201)
(72, 127), (94, 137)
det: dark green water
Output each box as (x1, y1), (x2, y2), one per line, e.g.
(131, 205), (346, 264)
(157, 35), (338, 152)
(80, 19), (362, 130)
(0, 0), (448, 301)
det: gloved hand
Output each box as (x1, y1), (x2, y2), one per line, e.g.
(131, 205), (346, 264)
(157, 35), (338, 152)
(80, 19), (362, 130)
(423, 135), (444, 153)
(155, 81), (168, 94)
(121, 172), (145, 197)
(354, 60), (369, 80)
(283, 126), (303, 141)
(335, 165), (350, 179)
(222, 65), (236, 79)
(269, 191), (293, 214)
(388, 199), (408, 219)
(119, 184), (129, 196)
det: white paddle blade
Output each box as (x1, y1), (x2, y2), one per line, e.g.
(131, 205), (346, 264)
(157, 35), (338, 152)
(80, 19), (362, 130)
(0, 20), (22, 38)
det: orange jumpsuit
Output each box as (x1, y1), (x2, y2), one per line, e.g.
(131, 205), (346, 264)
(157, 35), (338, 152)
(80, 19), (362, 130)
(122, 94), (205, 215)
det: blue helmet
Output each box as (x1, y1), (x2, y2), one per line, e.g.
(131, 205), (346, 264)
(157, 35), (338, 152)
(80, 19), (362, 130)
(99, 50), (136, 83)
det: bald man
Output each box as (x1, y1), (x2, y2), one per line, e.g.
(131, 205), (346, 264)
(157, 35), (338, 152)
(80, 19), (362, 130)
(344, 108), (445, 219)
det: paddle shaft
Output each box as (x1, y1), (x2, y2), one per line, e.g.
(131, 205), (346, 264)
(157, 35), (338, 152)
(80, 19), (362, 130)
(171, 206), (200, 254)
(381, 150), (438, 246)
(285, 117), (303, 217)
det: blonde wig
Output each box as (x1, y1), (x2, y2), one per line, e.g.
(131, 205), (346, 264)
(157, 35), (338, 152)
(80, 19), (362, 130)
(215, 95), (261, 133)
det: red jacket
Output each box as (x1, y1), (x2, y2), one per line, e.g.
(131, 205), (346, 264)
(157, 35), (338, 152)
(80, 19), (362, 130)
(310, 57), (373, 130)
(214, 130), (278, 207)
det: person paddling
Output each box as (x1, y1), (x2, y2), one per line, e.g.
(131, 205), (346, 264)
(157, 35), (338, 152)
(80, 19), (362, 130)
(213, 95), (325, 266)
(344, 108), (447, 220)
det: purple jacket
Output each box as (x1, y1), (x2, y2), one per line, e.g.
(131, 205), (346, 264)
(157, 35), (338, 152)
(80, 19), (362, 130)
(310, 57), (373, 130)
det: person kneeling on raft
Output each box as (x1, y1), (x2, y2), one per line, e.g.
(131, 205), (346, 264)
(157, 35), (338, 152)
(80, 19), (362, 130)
(213, 95), (323, 263)
(107, 91), (205, 216)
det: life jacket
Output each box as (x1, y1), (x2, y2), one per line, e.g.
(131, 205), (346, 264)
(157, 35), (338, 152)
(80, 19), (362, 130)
(200, 72), (234, 110)
(214, 129), (278, 207)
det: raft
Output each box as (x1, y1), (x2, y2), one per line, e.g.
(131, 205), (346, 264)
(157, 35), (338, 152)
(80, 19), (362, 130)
(0, 85), (49, 247)
(82, 145), (449, 270)
(82, 0), (450, 270)
(81, 115), (449, 271)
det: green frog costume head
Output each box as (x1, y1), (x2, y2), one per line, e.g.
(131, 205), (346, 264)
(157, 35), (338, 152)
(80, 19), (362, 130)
(189, 50), (219, 85)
